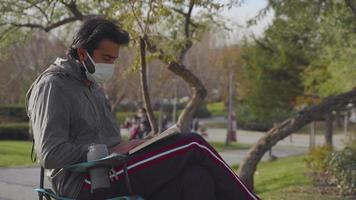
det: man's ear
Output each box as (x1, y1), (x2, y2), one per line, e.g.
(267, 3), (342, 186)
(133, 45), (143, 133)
(77, 48), (95, 73)
(77, 48), (87, 62)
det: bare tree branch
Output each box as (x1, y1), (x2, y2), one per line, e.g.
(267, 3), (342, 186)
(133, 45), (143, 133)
(139, 37), (159, 134)
(24, 0), (50, 22)
(61, 0), (84, 19)
(4, 0), (90, 32)
(0, 26), (19, 41)
(10, 16), (80, 32)
(169, 7), (199, 28)
(252, 36), (276, 54)
(128, 0), (145, 33)
(144, 0), (154, 33)
(49, 0), (60, 20)
(167, 61), (207, 131)
(185, 0), (194, 38)
(178, 0), (195, 62)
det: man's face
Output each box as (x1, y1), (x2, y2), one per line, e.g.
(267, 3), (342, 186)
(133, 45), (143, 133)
(138, 110), (146, 118)
(77, 39), (120, 72)
(91, 39), (120, 64)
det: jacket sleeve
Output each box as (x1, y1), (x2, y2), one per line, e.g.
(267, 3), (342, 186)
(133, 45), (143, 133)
(29, 77), (88, 169)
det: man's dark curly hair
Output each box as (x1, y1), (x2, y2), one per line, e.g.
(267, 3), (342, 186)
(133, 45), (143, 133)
(67, 17), (130, 59)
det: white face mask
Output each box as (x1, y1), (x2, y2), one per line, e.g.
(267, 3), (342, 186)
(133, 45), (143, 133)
(82, 51), (115, 84)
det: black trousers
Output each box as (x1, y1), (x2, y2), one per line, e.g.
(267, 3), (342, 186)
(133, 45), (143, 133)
(78, 133), (260, 200)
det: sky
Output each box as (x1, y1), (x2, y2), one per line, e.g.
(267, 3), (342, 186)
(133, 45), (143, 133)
(222, 0), (274, 42)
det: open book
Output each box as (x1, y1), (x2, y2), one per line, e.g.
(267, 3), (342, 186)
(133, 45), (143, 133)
(128, 124), (181, 154)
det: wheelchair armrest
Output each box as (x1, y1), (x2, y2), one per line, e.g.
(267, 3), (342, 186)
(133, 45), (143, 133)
(65, 153), (127, 173)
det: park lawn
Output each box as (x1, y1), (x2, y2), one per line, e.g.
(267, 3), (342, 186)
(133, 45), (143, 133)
(0, 140), (35, 167)
(207, 102), (227, 117)
(116, 111), (135, 124)
(209, 141), (250, 152)
(252, 156), (345, 200)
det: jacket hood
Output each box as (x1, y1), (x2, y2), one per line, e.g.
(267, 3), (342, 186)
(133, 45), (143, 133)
(53, 57), (85, 82)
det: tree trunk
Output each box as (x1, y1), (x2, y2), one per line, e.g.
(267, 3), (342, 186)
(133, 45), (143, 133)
(143, 36), (207, 133)
(335, 111), (343, 128)
(167, 62), (207, 133)
(109, 89), (126, 112)
(324, 112), (333, 146)
(225, 71), (233, 147)
(139, 37), (158, 134)
(238, 89), (356, 189)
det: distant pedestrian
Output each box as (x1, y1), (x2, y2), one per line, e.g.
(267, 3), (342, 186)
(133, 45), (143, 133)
(129, 115), (140, 140)
(137, 107), (152, 138)
(160, 114), (169, 132)
(191, 118), (200, 132)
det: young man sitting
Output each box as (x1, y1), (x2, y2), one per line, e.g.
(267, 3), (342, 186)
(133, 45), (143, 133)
(26, 17), (260, 200)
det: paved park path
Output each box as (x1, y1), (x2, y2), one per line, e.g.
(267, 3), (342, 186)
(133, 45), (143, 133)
(0, 127), (346, 200)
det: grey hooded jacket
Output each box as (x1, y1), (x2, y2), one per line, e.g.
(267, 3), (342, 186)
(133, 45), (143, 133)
(26, 57), (122, 198)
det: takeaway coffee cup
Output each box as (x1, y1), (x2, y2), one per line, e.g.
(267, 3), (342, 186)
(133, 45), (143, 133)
(87, 144), (111, 192)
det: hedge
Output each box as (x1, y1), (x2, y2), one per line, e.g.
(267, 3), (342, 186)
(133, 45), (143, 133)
(0, 105), (28, 123)
(0, 123), (30, 140)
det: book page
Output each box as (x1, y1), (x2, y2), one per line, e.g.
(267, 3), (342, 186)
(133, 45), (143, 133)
(128, 124), (181, 154)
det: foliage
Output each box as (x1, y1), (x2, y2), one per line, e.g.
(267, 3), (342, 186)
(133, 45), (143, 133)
(236, 102), (293, 131)
(0, 104), (27, 123)
(239, 40), (303, 129)
(103, 0), (238, 69)
(304, 141), (356, 195)
(304, 145), (334, 173)
(238, 0), (356, 133)
(252, 0), (356, 98)
(238, 0), (330, 127)
(193, 102), (211, 118)
(326, 146), (356, 195)
(206, 102), (226, 117)
(302, 1), (356, 97)
(0, 0), (242, 133)
(0, 123), (30, 140)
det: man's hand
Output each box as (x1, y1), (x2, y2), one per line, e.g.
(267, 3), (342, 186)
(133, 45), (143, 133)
(110, 139), (147, 154)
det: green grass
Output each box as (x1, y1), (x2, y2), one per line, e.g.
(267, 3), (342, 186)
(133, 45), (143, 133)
(254, 156), (311, 194)
(116, 111), (135, 124)
(203, 121), (227, 128)
(251, 156), (346, 200)
(207, 102), (227, 117)
(209, 141), (250, 152)
(0, 140), (35, 167)
(0, 122), (28, 128)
